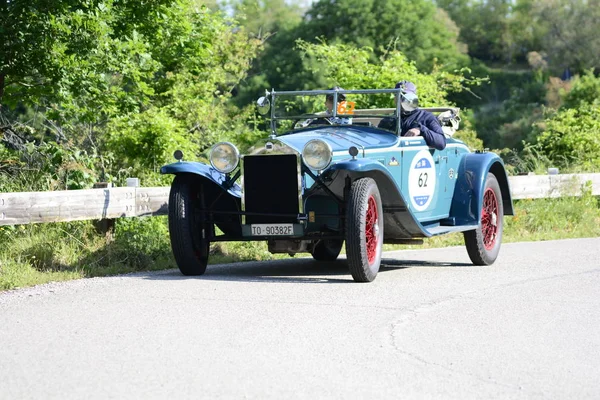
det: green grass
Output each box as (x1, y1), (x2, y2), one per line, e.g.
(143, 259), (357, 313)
(385, 191), (600, 251)
(1, 193), (599, 291)
(0, 259), (83, 290)
(0, 218), (177, 291)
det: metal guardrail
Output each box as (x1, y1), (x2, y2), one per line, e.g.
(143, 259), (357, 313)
(0, 186), (169, 226)
(508, 173), (600, 199)
(0, 174), (599, 226)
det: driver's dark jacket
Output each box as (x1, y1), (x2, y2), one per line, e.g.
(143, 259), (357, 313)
(378, 109), (446, 150)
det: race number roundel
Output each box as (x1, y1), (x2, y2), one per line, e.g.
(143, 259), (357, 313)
(408, 150), (436, 212)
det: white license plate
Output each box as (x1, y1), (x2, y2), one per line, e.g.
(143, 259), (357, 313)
(250, 224), (294, 236)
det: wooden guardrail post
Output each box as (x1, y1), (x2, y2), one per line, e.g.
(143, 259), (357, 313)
(93, 182), (115, 237)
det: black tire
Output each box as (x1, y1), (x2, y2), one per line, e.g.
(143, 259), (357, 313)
(168, 175), (210, 276)
(345, 178), (384, 282)
(463, 172), (504, 265)
(312, 239), (344, 261)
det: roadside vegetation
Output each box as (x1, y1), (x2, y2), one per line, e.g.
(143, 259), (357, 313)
(1, 0), (599, 290)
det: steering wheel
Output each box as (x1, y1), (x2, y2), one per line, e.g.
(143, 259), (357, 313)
(294, 117), (332, 129)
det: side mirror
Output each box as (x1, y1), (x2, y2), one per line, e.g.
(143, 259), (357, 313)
(256, 96), (271, 115)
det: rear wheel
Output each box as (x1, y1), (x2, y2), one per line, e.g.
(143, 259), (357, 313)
(312, 239), (343, 261)
(168, 175), (210, 276)
(345, 178), (384, 282)
(464, 172), (504, 265)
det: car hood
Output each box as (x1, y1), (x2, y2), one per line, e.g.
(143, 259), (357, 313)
(276, 127), (398, 154)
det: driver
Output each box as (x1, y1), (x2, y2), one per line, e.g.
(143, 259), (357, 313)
(323, 87), (353, 125)
(378, 81), (446, 150)
(298, 87), (352, 128)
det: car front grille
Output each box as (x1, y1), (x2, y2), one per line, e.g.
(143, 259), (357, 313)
(243, 154), (300, 224)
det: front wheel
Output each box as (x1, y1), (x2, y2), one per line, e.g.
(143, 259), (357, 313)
(345, 178), (384, 282)
(168, 175), (210, 276)
(312, 239), (343, 262)
(463, 172), (504, 265)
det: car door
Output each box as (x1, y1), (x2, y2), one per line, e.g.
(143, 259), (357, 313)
(400, 137), (450, 222)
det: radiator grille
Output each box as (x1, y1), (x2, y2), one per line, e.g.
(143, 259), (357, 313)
(243, 154), (299, 224)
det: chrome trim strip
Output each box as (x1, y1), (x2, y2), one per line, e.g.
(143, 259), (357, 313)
(296, 153), (303, 217)
(267, 88), (402, 96)
(330, 143), (470, 158)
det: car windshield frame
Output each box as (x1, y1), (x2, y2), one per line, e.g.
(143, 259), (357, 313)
(263, 88), (406, 136)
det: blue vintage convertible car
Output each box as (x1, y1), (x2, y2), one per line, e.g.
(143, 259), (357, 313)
(161, 88), (513, 282)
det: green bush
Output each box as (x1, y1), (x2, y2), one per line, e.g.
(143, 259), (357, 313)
(112, 217), (171, 261)
(104, 108), (196, 173)
(0, 142), (98, 192)
(473, 78), (547, 150)
(562, 70), (600, 109)
(496, 144), (553, 175)
(534, 104), (600, 171)
(449, 62), (536, 109)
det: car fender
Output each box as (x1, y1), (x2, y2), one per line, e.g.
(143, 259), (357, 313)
(450, 153), (514, 225)
(326, 158), (403, 202)
(161, 161), (242, 236)
(160, 161), (241, 198)
(325, 159), (429, 238)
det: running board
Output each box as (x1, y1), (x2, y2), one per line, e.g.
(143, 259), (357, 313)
(425, 224), (479, 236)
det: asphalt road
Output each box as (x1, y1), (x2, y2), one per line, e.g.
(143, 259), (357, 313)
(1, 238), (599, 399)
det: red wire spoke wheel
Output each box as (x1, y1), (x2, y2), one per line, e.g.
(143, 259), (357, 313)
(464, 172), (504, 265)
(481, 187), (499, 250)
(365, 196), (379, 265)
(346, 178), (384, 282)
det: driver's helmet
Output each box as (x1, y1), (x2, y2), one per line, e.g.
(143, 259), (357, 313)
(395, 81), (419, 114)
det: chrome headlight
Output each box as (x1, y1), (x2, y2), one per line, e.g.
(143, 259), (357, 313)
(209, 142), (240, 173)
(302, 139), (333, 171)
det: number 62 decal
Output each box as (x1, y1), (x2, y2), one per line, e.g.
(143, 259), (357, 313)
(337, 101), (356, 115)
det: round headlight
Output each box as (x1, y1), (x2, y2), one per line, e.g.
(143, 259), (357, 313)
(302, 139), (333, 171)
(210, 142), (240, 174)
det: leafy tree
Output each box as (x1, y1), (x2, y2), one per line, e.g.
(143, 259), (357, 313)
(530, 0), (600, 74)
(0, 0), (96, 107)
(229, 0), (305, 36)
(1, 0), (262, 189)
(235, 0), (469, 104)
(298, 41), (461, 105)
(473, 76), (546, 149)
(105, 107), (195, 174)
(303, 0), (468, 71)
(507, 0), (547, 63)
(436, 0), (513, 62)
(439, 0), (600, 72)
